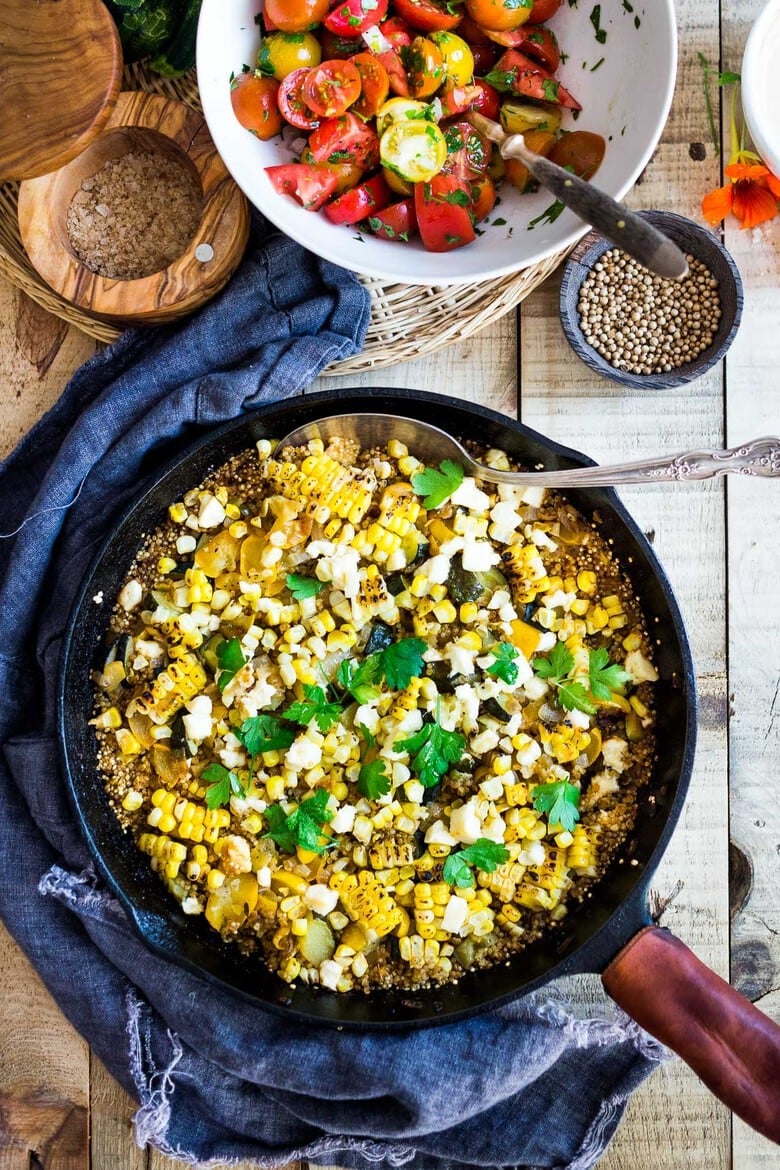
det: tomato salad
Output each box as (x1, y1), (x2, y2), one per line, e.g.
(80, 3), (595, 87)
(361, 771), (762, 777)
(230, 0), (606, 253)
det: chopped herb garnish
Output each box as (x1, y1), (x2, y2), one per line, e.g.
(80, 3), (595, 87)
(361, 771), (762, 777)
(286, 573), (325, 600)
(528, 199), (566, 228)
(337, 654), (383, 703)
(443, 839), (510, 887)
(203, 763), (246, 809)
(588, 647), (632, 700)
(265, 788), (335, 854)
(237, 714), (294, 756)
(486, 641), (520, 684)
(589, 4), (607, 43)
(358, 758), (392, 799)
(532, 780), (581, 832)
(395, 705), (466, 788)
(411, 459), (464, 508)
(216, 637), (246, 692)
(284, 684), (343, 732)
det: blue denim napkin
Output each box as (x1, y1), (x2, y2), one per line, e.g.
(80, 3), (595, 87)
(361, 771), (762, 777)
(0, 216), (666, 1170)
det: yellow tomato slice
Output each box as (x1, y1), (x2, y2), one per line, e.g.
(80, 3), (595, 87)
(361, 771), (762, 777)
(379, 119), (447, 183)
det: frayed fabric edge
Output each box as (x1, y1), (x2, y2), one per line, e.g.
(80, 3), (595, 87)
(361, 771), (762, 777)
(526, 988), (670, 1064)
(125, 988), (418, 1170)
(38, 862), (124, 919)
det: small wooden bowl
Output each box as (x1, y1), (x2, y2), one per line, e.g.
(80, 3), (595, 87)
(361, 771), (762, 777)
(559, 210), (743, 390)
(18, 92), (250, 327)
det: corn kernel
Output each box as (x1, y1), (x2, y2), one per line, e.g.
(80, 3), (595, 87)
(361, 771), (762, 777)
(122, 790), (143, 812)
(207, 869), (225, 890)
(168, 502), (187, 524)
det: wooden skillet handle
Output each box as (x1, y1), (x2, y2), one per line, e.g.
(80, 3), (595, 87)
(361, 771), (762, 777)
(602, 926), (780, 1143)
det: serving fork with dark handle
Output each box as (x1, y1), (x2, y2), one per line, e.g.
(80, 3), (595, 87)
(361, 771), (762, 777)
(468, 111), (690, 281)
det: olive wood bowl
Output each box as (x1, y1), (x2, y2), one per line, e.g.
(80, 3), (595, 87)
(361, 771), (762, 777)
(18, 91), (250, 328)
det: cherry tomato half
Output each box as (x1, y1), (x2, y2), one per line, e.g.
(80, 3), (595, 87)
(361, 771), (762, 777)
(470, 174), (496, 220)
(258, 32), (322, 81)
(308, 111), (381, 169)
(441, 121), (490, 180)
(278, 68), (321, 129)
(492, 49), (581, 108)
(430, 31), (474, 85)
(352, 52), (391, 117)
(407, 35), (446, 98)
(304, 58), (362, 116)
(318, 28), (363, 57)
(392, 0), (463, 33)
(301, 144), (365, 193)
(366, 198), (418, 239)
(266, 162), (339, 209)
(230, 72), (283, 139)
(323, 174), (393, 223)
(437, 78), (480, 117)
(503, 127), (555, 189)
(379, 15), (413, 45)
(547, 130), (606, 179)
(264, 0), (330, 33)
(324, 0), (389, 38)
(464, 0), (533, 33)
(483, 22), (560, 71)
(377, 48), (411, 95)
(528, 0), (561, 21)
(414, 173), (476, 251)
(470, 77), (501, 120)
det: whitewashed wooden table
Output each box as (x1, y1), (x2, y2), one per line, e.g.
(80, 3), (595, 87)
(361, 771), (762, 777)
(1, 1), (779, 1166)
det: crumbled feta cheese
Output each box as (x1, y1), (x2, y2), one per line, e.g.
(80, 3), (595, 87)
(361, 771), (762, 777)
(198, 493), (226, 529)
(256, 866), (272, 888)
(453, 683), (480, 731)
(522, 675), (549, 701)
(182, 694), (212, 744)
(450, 477), (491, 513)
(461, 540), (501, 572)
(118, 579), (142, 611)
(316, 544), (361, 597)
(441, 895), (469, 934)
(286, 737), (323, 771)
(517, 486), (546, 507)
(425, 819), (458, 847)
(601, 737), (629, 773)
(489, 500), (523, 542)
(519, 841), (546, 866)
(449, 799), (482, 844)
(624, 650), (659, 683)
(479, 775), (504, 800)
(566, 707), (591, 730)
(545, 589), (576, 611)
(445, 641), (478, 677)
(331, 804), (356, 833)
(421, 553), (451, 584)
(537, 631), (558, 652)
(305, 884), (340, 916)
(480, 808), (506, 843)
(529, 527), (558, 551)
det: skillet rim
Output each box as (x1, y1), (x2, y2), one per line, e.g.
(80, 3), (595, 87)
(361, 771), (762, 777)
(57, 387), (697, 1029)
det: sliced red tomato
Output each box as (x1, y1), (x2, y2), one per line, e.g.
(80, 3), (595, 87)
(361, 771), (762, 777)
(491, 49), (580, 108)
(366, 198), (418, 239)
(266, 163), (340, 210)
(352, 52), (390, 117)
(470, 40), (500, 71)
(301, 145), (365, 193)
(392, 0), (463, 33)
(230, 73), (283, 139)
(323, 174), (393, 223)
(277, 69), (321, 129)
(441, 120), (490, 180)
(264, 0), (330, 32)
(528, 0), (561, 21)
(470, 173), (496, 220)
(379, 15), (413, 46)
(437, 78), (480, 117)
(377, 49), (411, 96)
(303, 59), (362, 116)
(308, 111), (381, 169)
(483, 22), (559, 70)
(324, 0), (389, 37)
(470, 77), (500, 119)
(414, 173), (476, 251)
(318, 29), (363, 57)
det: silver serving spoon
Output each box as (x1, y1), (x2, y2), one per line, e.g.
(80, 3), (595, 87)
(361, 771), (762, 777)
(276, 414), (780, 488)
(468, 111), (689, 281)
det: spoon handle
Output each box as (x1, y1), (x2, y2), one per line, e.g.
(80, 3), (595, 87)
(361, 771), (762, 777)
(501, 136), (689, 280)
(476, 438), (780, 488)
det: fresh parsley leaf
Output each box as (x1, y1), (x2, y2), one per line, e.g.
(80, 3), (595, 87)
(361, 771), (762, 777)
(588, 647), (631, 701)
(237, 714), (294, 756)
(379, 637), (427, 690)
(265, 788), (335, 854)
(202, 762), (246, 809)
(216, 637), (246, 692)
(286, 573), (325, 601)
(718, 70), (741, 85)
(358, 722), (376, 747)
(533, 641), (574, 682)
(411, 459), (464, 509)
(557, 680), (597, 715)
(527, 198), (566, 228)
(284, 684), (343, 732)
(337, 655), (383, 703)
(532, 780), (581, 832)
(358, 758), (392, 799)
(395, 717), (466, 788)
(486, 642), (519, 684)
(443, 838), (510, 887)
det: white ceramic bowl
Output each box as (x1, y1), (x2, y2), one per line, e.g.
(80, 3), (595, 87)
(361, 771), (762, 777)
(197, 0), (677, 285)
(742, 0), (780, 177)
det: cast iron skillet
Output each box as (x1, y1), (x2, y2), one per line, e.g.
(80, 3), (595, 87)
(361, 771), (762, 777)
(58, 389), (780, 1141)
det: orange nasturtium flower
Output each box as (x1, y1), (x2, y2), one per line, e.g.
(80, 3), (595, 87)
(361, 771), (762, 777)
(702, 82), (780, 230)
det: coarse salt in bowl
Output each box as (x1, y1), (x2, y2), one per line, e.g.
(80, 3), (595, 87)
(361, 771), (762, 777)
(197, 0), (677, 285)
(742, 0), (780, 178)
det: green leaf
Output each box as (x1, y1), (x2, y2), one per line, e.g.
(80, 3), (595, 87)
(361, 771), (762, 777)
(237, 714), (294, 756)
(337, 655), (383, 703)
(718, 70), (741, 85)
(486, 642), (519, 684)
(395, 718), (466, 788)
(284, 684), (343, 732)
(588, 647), (632, 701)
(216, 637), (246, 692)
(265, 788), (335, 854)
(411, 459), (464, 509)
(533, 642), (574, 683)
(286, 573), (325, 601)
(443, 838), (510, 886)
(202, 762), (246, 809)
(358, 722), (376, 747)
(557, 680), (598, 715)
(532, 781), (581, 832)
(379, 637), (427, 690)
(358, 758), (391, 799)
